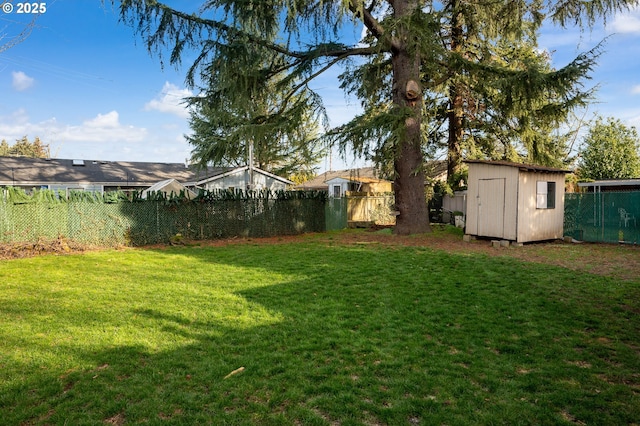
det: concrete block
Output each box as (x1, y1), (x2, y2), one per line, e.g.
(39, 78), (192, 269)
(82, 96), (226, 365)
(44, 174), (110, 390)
(491, 240), (501, 248)
(500, 240), (510, 248)
(463, 234), (472, 242)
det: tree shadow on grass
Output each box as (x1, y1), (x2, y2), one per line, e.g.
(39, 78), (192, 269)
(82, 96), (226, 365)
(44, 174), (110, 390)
(3, 244), (639, 425)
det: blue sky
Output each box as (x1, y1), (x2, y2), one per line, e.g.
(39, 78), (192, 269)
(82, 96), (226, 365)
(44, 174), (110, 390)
(1, 1), (639, 173)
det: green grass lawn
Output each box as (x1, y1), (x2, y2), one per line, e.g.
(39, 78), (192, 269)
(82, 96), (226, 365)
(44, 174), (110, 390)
(1, 232), (639, 425)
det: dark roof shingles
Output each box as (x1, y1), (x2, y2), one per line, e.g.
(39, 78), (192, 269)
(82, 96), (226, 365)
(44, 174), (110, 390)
(0, 157), (228, 185)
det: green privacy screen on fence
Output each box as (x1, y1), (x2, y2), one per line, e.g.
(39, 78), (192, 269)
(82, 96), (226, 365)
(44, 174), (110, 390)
(325, 197), (348, 231)
(565, 191), (640, 244)
(5, 187), (639, 247)
(0, 189), (328, 246)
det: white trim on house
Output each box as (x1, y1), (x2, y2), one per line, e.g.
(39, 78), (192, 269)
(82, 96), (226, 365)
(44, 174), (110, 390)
(195, 166), (294, 191)
(142, 179), (196, 199)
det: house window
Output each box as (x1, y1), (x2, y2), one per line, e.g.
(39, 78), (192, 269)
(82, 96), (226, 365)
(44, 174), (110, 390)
(333, 185), (342, 198)
(536, 181), (556, 209)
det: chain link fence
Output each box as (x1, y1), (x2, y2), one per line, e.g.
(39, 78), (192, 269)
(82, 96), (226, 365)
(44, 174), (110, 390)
(565, 191), (640, 244)
(0, 188), (327, 247)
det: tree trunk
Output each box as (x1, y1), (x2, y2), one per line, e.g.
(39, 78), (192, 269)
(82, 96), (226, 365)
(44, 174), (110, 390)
(447, 88), (464, 186)
(391, 0), (430, 235)
(447, 2), (464, 186)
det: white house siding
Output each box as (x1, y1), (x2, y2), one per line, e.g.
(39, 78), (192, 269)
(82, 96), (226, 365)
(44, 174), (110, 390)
(516, 171), (565, 242)
(49, 183), (104, 194)
(251, 172), (288, 191)
(325, 177), (351, 197)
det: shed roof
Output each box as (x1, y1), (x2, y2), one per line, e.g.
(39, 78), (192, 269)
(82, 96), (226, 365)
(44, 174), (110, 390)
(464, 159), (570, 174)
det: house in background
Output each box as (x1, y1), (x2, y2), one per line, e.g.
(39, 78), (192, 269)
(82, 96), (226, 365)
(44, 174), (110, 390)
(197, 165), (293, 192)
(142, 179), (196, 199)
(324, 175), (392, 197)
(465, 160), (569, 243)
(0, 156), (292, 195)
(295, 167), (392, 197)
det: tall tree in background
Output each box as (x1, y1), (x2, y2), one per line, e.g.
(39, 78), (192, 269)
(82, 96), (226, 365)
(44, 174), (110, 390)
(0, 136), (50, 158)
(437, 4), (599, 183)
(186, 46), (326, 180)
(577, 116), (640, 180)
(114, 0), (638, 235)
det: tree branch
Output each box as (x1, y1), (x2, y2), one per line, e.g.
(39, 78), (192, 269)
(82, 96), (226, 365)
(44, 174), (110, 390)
(348, 0), (387, 41)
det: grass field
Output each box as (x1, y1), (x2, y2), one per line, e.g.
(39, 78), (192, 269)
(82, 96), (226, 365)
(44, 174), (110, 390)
(1, 229), (639, 425)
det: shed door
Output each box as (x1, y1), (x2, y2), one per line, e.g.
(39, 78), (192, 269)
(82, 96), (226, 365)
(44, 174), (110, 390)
(477, 178), (505, 238)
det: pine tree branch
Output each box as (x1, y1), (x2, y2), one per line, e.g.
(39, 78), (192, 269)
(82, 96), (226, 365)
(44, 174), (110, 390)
(119, 1), (380, 62)
(348, 0), (387, 41)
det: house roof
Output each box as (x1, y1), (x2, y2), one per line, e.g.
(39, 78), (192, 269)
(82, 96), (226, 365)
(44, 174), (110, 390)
(324, 175), (390, 184)
(195, 165), (294, 186)
(0, 156), (231, 187)
(464, 159), (570, 174)
(142, 179), (196, 199)
(424, 160), (448, 181)
(295, 167), (383, 190)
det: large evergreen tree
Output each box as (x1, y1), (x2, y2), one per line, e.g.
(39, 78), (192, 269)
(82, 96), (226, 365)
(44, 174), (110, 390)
(437, 4), (600, 180)
(185, 30), (326, 179)
(113, 0), (638, 235)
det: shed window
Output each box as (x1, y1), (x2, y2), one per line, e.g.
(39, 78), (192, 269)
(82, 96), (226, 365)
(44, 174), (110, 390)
(333, 185), (342, 198)
(536, 181), (556, 209)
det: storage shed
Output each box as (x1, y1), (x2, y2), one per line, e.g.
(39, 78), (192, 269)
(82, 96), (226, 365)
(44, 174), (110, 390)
(465, 160), (569, 243)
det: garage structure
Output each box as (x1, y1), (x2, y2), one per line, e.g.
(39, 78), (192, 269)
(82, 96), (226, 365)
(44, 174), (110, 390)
(465, 160), (569, 243)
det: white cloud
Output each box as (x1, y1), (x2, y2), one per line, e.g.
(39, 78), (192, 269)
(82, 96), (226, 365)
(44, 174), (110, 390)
(144, 82), (193, 118)
(0, 108), (193, 162)
(82, 111), (121, 129)
(632, 85), (640, 95)
(61, 111), (147, 143)
(0, 109), (146, 145)
(610, 8), (640, 33)
(12, 71), (34, 91)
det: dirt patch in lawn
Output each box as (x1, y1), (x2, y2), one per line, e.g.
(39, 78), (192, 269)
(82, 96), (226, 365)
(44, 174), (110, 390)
(0, 236), (91, 260)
